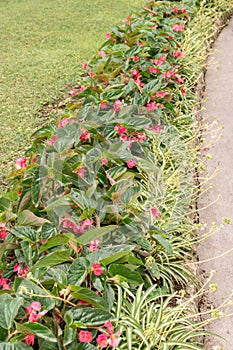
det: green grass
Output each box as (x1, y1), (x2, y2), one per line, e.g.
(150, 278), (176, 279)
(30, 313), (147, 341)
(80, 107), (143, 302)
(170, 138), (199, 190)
(0, 0), (144, 183)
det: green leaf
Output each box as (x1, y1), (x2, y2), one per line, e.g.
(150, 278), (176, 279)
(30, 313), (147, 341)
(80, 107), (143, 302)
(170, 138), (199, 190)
(152, 234), (173, 255)
(68, 257), (90, 286)
(11, 226), (38, 242)
(14, 278), (55, 311)
(108, 264), (144, 285)
(87, 245), (134, 265)
(31, 166), (48, 207)
(70, 189), (96, 210)
(17, 210), (49, 227)
(43, 267), (67, 287)
(64, 325), (76, 346)
(70, 287), (107, 310)
(65, 306), (114, 327)
(0, 343), (32, 350)
(30, 250), (71, 272)
(76, 226), (117, 246)
(77, 344), (97, 350)
(120, 186), (140, 205)
(16, 322), (57, 343)
(39, 234), (71, 253)
(0, 294), (23, 329)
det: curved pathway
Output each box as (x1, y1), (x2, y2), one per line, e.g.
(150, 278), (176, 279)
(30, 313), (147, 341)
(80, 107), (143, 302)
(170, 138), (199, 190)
(197, 16), (233, 350)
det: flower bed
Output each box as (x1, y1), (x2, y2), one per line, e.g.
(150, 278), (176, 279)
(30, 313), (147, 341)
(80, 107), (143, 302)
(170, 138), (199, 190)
(0, 0), (232, 349)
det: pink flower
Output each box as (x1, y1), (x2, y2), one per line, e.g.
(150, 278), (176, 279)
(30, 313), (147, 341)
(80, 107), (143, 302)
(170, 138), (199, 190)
(120, 135), (128, 142)
(156, 91), (167, 98)
(100, 101), (107, 109)
(152, 124), (163, 133)
(92, 263), (103, 276)
(146, 102), (157, 111)
(176, 76), (185, 84)
(81, 219), (94, 230)
(80, 129), (90, 141)
(180, 85), (186, 96)
(70, 90), (78, 97)
(132, 56), (140, 61)
(48, 135), (57, 146)
(172, 6), (179, 13)
(137, 132), (146, 142)
(113, 100), (121, 112)
(151, 207), (162, 219)
(58, 118), (69, 128)
(14, 263), (29, 278)
(99, 50), (106, 58)
(88, 72), (94, 77)
(101, 158), (107, 165)
(127, 160), (136, 169)
(162, 70), (176, 79)
(151, 55), (167, 66)
(79, 330), (92, 343)
(203, 147), (209, 152)
(0, 222), (7, 240)
(82, 63), (88, 70)
(104, 320), (114, 334)
(80, 85), (87, 91)
(25, 334), (35, 346)
(88, 239), (100, 252)
(15, 157), (27, 169)
(173, 23), (184, 32)
(108, 332), (121, 348)
(149, 66), (159, 74)
(137, 41), (144, 47)
(76, 166), (85, 179)
(97, 333), (109, 348)
(106, 32), (111, 39)
(131, 69), (140, 77)
(173, 50), (186, 58)
(2, 282), (11, 290)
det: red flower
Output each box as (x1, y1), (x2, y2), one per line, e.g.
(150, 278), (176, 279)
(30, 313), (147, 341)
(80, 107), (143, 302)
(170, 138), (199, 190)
(25, 334), (35, 345)
(0, 222), (7, 240)
(80, 129), (90, 141)
(79, 330), (92, 343)
(127, 160), (137, 169)
(82, 63), (88, 70)
(106, 32), (111, 39)
(132, 56), (140, 61)
(114, 124), (127, 135)
(92, 263), (103, 276)
(173, 23), (184, 32)
(97, 333), (109, 348)
(180, 85), (186, 96)
(15, 157), (27, 169)
(120, 135), (128, 142)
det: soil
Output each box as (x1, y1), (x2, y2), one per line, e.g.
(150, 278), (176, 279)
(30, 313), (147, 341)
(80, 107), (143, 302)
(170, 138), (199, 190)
(197, 15), (233, 350)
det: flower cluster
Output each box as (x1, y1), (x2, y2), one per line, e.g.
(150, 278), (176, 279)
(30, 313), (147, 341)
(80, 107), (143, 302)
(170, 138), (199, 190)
(62, 218), (94, 234)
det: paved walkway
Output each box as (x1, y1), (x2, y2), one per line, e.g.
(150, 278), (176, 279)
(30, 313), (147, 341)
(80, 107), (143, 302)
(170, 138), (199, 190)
(197, 16), (233, 350)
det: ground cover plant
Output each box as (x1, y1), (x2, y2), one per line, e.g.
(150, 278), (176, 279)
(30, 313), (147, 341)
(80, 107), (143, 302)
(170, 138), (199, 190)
(0, 0), (233, 349)
(0, 0), (144, 184)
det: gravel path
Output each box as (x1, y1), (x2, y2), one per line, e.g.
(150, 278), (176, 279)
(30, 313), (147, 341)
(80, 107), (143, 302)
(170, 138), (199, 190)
(197, 16), (233, 350)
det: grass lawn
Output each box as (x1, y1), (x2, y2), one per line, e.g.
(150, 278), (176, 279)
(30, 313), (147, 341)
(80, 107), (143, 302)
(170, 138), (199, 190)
(0, 0), (144, 184)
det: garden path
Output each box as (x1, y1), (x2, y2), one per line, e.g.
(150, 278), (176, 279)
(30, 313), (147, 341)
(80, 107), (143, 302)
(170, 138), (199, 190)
(197, 15), (233, 350)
